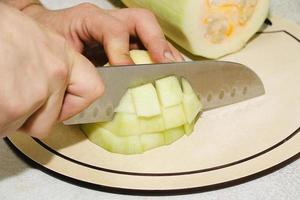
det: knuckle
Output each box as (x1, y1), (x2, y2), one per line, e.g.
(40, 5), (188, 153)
(109, 22), (128, 35)
(88, 79), (105, 101)
(93, 82), (105, 100)
(49, 60), (69, 81)
(4, 100), (27, 121)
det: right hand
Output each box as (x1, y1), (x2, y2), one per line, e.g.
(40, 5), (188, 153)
(0, 3), (104, 138)
(22, 3), (184, 65)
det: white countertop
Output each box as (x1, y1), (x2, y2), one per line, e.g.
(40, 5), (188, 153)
(1, 0), (299, 199)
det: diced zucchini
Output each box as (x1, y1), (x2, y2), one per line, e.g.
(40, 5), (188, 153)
(102, 113), (140, 136)
(114, 90), (136, 114)
(184, 120), (195, 136)
(86, 127), (125, 153)
(183, 94), (202, 124)
(162, 104), (186, 129)
(131, 83), (161, 117)
(164, 126), (185, 145)
(81, 50), (203, 155)
(139, 115), (165, 133)
(155, 76), (183, 108)
(123, 136), (143, 154)
(182, 78), (202, 123)
(129, 50), (153, 64)
(182, 78), (194, 95)
(140, 133), (165, 151)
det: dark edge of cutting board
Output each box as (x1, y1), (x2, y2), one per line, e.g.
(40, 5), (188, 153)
(3, 136), (299, 196)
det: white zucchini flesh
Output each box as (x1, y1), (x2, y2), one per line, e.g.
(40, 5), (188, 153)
(155, 76), (183, 108)
(81, 50), (203, 154)
(122, 0), (270, 58)
(131, 83), (162, 117)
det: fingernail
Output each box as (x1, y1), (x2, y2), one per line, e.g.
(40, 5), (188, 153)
(164, 51), (175, 62)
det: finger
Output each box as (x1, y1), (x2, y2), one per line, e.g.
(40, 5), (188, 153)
(21, 88), (65, 138)
(109, 8), (184, 63)
(168, 42), (185, 61)
(103, 29), (133, 65)
(59, 52), (104, 121)
(82, 12), (134, 65)
(21, 63), (69, 138)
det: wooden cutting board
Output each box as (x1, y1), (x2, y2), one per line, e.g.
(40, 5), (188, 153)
(6, 17), (300, 195)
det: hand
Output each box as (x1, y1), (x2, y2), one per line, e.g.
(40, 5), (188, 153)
(0, 3), (103, 138)
(22, 3), (184, 65)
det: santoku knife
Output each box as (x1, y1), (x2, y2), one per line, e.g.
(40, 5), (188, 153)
(63, 61), (265, 125)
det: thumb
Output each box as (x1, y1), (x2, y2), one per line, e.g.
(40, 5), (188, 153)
(59, 51), (104, 121)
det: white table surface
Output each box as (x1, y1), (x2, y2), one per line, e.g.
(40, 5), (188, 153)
(1, 0), (299, 199)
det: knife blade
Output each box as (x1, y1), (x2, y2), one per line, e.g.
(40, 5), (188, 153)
(63, 61), (265, 125)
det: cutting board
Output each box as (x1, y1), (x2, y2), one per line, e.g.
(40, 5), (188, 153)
(6, 17), (300, 195)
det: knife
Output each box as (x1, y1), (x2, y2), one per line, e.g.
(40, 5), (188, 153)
(63, 61), (265, 125)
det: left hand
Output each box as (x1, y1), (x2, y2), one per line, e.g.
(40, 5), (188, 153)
(23, 3), (184, 65)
